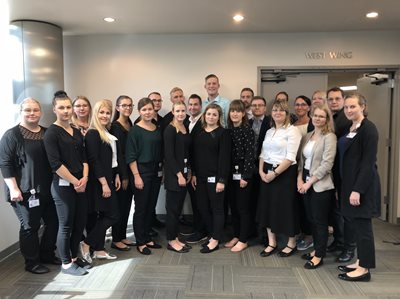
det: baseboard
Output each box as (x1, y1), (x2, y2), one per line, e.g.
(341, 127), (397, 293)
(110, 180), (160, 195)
(0, 242), (19, 263)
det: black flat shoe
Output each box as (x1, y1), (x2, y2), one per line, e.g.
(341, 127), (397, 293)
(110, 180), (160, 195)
(25, 264), (50, 274)
(146, 242), (162, 249)
(122, 241), (136, 247)
(338, 271), (371, 282)
(301, 252), (314, 260)
(200, 244), (219, 254)
(167, 244), (189, 253)
(304, 258), (324, 269)
(111, 243), (131, 251)
(137, 246), (151, 255)
(40, 256), (62, 265)
(338, 265), (357, 272)
(260, 245), (277, 257)
(278, 246), (297, 257)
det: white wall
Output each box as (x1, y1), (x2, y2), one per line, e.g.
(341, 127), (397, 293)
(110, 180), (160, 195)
(63, 30), (400, 215)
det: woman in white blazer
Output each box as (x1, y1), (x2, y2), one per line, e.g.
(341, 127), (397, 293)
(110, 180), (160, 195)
(297, 104), (337, 269)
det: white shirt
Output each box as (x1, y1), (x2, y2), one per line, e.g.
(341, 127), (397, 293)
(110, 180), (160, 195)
(303, 140), (315, 170)
(260, 125), (301, 165)
(189, 114), (201, 133)
(105, 131), (118, 168)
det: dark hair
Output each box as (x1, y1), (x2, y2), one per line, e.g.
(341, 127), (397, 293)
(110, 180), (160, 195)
(52, 91), (71, 106)
(227, 100), (248, 128)
(201, 103), (223, 128)
(205, 74), (219, 82)
(188, 93), (202, 105)
(345, 92), (368, 117)
(251, 96), (267, 105)
(137, 97), (154, 111)
(148, 91), (161, 98)
(295, 95), (311, 106)
(240, 87), (254, 97)
(112, 95), (133, 125)
(275, 91), (289, 101)
(327, 86), (345, 99)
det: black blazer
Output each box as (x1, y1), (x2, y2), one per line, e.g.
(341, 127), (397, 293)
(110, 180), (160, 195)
(249, 115), (271, 159)
(339, 118), (381, 218)
(163, 124), (191, 191)
(85, 129), (122, 212)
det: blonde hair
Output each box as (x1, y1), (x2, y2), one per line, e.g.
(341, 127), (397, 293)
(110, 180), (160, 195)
(311, 104), (334, 134)
(271, 100), (290, 128)
(90, 99), (113, 144)
(171, 101), (187, 133)
(72, 96), (92, 125)
(170, 87), (183, 96)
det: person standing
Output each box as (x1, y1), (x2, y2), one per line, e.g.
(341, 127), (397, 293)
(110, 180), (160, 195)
(0, 98), (59, 274)
(126, 98), (163, 255)
(337, 92), (380, 282)
(44, 93), (89, 276)
(240, 87), (254, 120)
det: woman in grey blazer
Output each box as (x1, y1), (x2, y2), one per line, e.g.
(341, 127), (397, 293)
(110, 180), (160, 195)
(297, 104), (337, 269)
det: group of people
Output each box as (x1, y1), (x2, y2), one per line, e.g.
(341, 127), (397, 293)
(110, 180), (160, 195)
(0, 74), (380, 282)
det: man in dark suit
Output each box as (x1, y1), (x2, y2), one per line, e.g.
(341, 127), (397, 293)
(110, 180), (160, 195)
(327, 87), (356, 263)
(248, 96), (271, 242)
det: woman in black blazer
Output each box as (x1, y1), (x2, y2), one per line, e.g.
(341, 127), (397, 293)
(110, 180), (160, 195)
(337, 92), (380, 282)
(80, 100), (122, 261)
(164, 101), (192, 253)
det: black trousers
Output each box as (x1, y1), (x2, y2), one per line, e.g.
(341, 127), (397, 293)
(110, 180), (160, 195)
(195, 180), (225, 241)
(133, 164), (161, 246)
(186, 181), (206, 234)
(298, 192), (312, 236)
(227, 179), (251, 243)
(112, 185), (133, 242)
(11, 193), (58, 267)
(304, 188), (333, 258)
(51, 179), (87, 264)
(351, 217), (376, 269)
(166, 187), (187, 240)
(85, 192), (119, 251)
(330, 195), (356, 250)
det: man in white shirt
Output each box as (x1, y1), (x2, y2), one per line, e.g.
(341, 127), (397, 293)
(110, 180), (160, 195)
(240, 87), (254, 120)
(202, 74), (230, 127)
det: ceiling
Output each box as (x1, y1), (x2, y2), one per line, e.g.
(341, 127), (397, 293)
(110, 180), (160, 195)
(8, 0), (400, 35)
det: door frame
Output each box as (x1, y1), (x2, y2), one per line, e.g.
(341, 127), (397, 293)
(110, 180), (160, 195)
(257, 65), (400, 224)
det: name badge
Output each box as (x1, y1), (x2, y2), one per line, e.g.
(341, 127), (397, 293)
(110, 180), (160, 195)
(346, 132), (357, 139)
(306, 175), (310, 182)
(233, 173), (241, 180)
(207, 176), (216, 183)
(184, 167), (188, 174)
(29, 198), (40, 208)
(59, 178), (70, 186)
(158, 171), (163, 177)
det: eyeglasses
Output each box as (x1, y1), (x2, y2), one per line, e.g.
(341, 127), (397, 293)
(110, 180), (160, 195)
(74, 104), (89, 108)
(119, 104), (133, 109)
(22, 108), (40, 113)
(312, 114), (327, 119)
(251, 104), (266, 108)
(271, 109), (286, 113)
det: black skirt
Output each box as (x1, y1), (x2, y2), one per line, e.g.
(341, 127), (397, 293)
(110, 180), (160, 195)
(256, 163), (299, 237)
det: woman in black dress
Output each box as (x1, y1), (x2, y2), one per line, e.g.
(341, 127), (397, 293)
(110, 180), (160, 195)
(126, 98), (163, 255)
(0, 98), (59, 274)
(225, 100), (254, 252)
(80, 100), (122, 260)
(191, 103), (231, 253)
(43, 93), (89, 276)
(337, 92), (380, 282)
(110, 95), (135, 250)
(164, 101), (192, 253)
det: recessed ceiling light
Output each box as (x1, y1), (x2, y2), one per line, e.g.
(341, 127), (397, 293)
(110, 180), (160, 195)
(233, 14), (244, 22)
(104, 17), (115, 23)
(366, 12), (378, 18)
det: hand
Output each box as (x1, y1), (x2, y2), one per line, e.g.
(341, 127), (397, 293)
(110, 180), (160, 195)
(191, 176), (197, 190)
(134, 175), (144, 190)
(216, 182), (225, 193)
(349, 191), (360, 206)
(177, 174), (186, 187)
(298, 181), (311, 194)
(297, 179), (305, 193)
(239, 179), (248, 188)
(122, 179), (129, 190)
(261, 171), (275, 183)
(115, 175), (121, 191)
(186, 171), (192, 184)
(74, 176), (88, 193)
(10, 187), (23, 202)
(102, 183), (112, 198)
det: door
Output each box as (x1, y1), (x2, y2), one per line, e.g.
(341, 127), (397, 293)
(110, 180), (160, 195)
(357, 75), (392, 220)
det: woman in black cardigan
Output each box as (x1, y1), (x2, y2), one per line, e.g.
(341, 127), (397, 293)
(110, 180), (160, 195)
(164, 101), (192, 253)
(80, 100), (122, 261)
(337, 92), (381, 282)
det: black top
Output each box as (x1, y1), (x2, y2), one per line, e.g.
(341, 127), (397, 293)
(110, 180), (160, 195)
(192, 126), (231, 184)
(110, 121), (131, 180)
(125, 125), (163, 164)
(249, 115), (271, 161)
(333, 108), (352, 139)
(163, 124), (191, 191)
(0, 125), (52, 201)
(43, 124), (86, 176)
(230, 124), (255, 180)
(338, 118), (381, 218)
